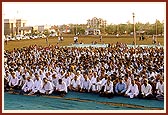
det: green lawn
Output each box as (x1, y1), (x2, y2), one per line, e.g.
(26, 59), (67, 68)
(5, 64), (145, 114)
(4, 36), (164, 51)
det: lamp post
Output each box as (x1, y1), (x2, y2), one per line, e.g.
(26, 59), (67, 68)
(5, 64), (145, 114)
(155, 19), (157, 43)
(76, 24), (77, 35)
(132, 12), (136, 48)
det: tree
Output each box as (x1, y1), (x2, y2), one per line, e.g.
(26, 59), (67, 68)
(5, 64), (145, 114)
(43, 29), (50, 36)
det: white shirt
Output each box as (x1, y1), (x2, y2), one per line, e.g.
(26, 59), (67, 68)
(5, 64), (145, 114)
(125, 84), (139, 95)
(81, 79), (91, 90)
(42, 81), (53, 91)
(33, 79), (43, 90)
(39, 73), (45, 80)
(104, 81), (113, 93)
(15, 71), (22, 80)
(24, 72), (30, 78)
(90, 77), (97, 85)
(46, 76), (52, 82)
(156, 81), (164, 95)
(62, 77), (71, 87)
(71, 79), (80, 88)
(69, 72), (75, 80)
(9, 77), (19, 86)
(124, 78), (131, 90)
(52, 77), (59, 87)
(101, 78), (107, 87)
(22, 79), (34, 90)
(95, 80), (102, 91)
(56, 81), (67, 93)
(141, 84), (152, 96)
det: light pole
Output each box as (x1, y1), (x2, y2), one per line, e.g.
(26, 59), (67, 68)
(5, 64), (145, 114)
(132, 12), (136, 48)
(155, 19), (157, 43)
(76, 24), (77, 35)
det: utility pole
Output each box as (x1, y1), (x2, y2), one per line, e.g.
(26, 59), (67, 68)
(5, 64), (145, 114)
(155, 19), (157, 43)
(76, 24), (77, 35)
(132, 12), (136, 48)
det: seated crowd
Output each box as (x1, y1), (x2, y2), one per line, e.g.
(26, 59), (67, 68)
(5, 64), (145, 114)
(4, 43), (164, 100)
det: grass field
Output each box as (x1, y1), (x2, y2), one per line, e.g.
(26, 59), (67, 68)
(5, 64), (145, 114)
(4, 36), (164, 51)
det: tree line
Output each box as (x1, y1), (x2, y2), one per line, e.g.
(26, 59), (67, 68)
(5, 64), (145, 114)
(41, 20), (164, 36)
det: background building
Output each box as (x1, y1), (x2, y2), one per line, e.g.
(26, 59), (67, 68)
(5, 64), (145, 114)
(4, 19), (27, 37)
(87, 17), (107, 29)
(4, 19), (15, 37)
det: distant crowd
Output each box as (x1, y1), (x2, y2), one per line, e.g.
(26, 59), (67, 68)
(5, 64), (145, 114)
(4, 42), (164, 100)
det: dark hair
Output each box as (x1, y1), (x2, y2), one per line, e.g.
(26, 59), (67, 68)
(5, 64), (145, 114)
(58, 79), (62, 83)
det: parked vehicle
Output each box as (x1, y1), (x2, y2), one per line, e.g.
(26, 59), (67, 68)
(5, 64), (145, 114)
(15, 35), (24, 40)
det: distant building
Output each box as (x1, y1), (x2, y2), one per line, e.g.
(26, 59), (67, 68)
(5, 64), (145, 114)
(85, 28), (101, 35)
(4, 19), (15, 37)
(136, 30), (146, 35)
(19, 26), (33, 34)
(4, 19), (26, 36)
(33, 25), (51, 33)
(87, 17), (107, 29)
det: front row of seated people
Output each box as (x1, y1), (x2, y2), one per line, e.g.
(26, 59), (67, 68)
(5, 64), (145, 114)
(7, 71), (164, 99)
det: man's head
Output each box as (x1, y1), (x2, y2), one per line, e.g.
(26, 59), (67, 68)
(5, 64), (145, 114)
(131, 79), (135, 85)
(43, 78), (48, 83)
(27, 76), (31, 81)
(144, 79), (148, 85)
(119, 77), (123, 83)
(58, 79), (62, 84)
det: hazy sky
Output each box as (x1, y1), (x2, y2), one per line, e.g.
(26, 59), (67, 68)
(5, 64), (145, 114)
(2, 2), (165, 26)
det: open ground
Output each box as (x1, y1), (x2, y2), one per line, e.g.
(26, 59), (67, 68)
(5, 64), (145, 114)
(4, 36), (164, 51)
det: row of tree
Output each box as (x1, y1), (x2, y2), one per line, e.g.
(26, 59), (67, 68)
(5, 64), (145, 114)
(37, 20), (164, 36)
(104, 20), (164, 35)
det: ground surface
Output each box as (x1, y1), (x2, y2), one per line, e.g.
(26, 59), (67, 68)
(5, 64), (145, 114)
(4, 92), (164, 110)
(4, 36), (164, 51)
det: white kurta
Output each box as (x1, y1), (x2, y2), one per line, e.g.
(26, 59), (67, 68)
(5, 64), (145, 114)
(125, 84), (139, 98)
(32, 79), (43, 93)
(81, 79), (91, 90)
(95, 81), (102, 92)
(40, 81), (54, 94)
(9, 77), (19, 86)
(156, 81), (164, 95)
(16, 71), (22, 80)
(52, 77), (59, 88)
(62, 77), (71, 87)
(22, 79), (34, 92)
(141, 84), (152, 96)
(101, 78), (107, 87)
(56, 81), (67, 93)
(71, 79), (80, 89)
(104, 81), (113, 93)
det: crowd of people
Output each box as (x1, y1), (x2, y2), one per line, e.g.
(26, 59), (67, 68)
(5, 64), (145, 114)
(4, 42), (164, 100)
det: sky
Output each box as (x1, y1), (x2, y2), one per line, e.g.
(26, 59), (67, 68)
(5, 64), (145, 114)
(2, 2), (166, 26)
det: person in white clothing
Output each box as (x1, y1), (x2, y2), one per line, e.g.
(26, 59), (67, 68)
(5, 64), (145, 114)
(28, 74), (43, 95)
(139, 79), (153, 99)
(70, 75), (81, 91)
(95, 77), (102, 93)
(51, 74), (59, 91)
(40, 78), (53, 95)
(39, 70), (45, 80)
(123, 74), (131, 90)
(62, 73), (71, 90)
(125, 79), (139, 98)
(45, 72), (52, 82)
(99, 75), (108, 94)
(9, 72), (19, 91)
(18, 75), (27, 89)
(90, 72), (98, 92)
(55, 79), (67, 97)
(102, 77), (114, 98)
(21, 76), (34, 93)
(80, 74), (91, 92)
(156, 78), (164, 100)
